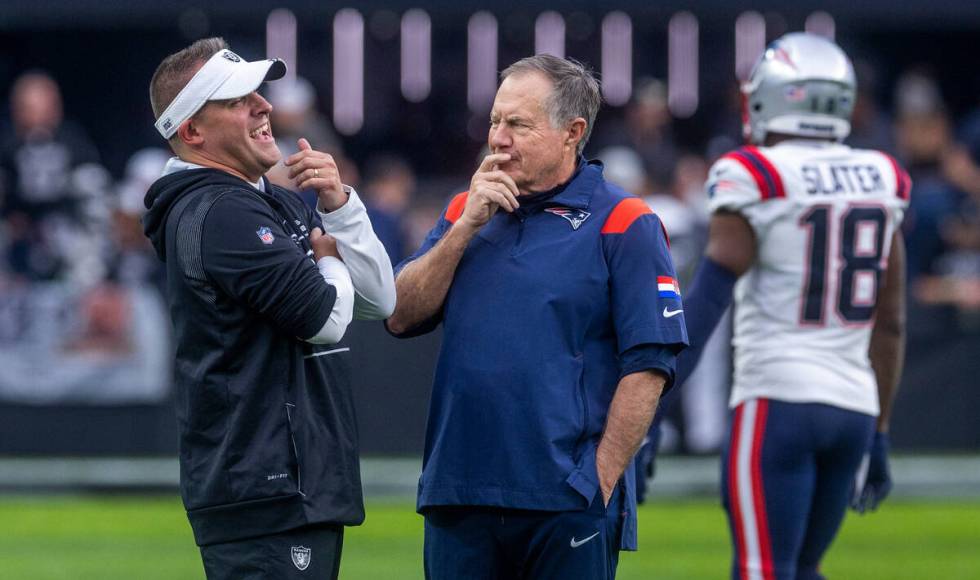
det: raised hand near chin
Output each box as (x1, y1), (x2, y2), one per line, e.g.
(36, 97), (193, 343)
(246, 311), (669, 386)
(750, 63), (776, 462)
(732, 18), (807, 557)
(285, 138), (347, 211)
(457, 153), (521, 231)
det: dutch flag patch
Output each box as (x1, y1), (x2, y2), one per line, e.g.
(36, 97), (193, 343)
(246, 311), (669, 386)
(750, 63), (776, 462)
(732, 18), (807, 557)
(657, 276), (681, 299)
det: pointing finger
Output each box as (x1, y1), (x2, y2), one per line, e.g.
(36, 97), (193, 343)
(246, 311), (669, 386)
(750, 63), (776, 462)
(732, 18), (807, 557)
(477, 153), (511, 173)
(285, 140), (314, 166)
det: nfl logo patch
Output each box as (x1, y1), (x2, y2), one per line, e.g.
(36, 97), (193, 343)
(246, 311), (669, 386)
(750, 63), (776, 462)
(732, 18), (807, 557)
(256, 227), (275, 245)
(291, 546), (311, 571)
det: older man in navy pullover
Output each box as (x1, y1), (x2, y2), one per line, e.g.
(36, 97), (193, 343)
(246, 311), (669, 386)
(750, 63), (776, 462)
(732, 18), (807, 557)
(388, 55), (688, 579)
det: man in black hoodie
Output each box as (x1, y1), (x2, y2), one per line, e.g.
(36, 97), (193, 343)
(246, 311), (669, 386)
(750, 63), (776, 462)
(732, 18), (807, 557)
(142, 38), (395, 579)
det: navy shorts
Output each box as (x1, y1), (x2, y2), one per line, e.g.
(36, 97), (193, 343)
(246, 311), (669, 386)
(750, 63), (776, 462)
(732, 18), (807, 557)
(423, 485), (624, 580)
(199, 523), (344, 580)
(721, 398), (874, 580)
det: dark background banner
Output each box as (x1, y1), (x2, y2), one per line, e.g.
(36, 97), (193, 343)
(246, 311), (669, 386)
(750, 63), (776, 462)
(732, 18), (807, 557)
(2, 312), (977, 456)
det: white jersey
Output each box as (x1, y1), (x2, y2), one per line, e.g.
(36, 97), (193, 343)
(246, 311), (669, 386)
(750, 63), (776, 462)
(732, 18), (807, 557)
(706, 140), (910, 415)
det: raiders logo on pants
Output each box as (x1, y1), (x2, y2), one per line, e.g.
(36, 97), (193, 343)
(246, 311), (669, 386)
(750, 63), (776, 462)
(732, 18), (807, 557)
(199, 523), (343, 579)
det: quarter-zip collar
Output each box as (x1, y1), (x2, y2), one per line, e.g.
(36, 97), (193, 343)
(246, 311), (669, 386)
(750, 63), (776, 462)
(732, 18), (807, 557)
(515, 157), (603, 217)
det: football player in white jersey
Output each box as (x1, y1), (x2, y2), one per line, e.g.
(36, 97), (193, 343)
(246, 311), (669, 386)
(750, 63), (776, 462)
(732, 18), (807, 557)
(666, 33), (909, 579)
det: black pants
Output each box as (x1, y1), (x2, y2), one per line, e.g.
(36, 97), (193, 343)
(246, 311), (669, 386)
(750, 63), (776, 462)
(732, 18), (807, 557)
(200, 524), (344, 579)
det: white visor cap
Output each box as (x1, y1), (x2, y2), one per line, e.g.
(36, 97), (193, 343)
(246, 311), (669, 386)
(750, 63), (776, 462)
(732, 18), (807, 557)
(154, 49), (287, 139)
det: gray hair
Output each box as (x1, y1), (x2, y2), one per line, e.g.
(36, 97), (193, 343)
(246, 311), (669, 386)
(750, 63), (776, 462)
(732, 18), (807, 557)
(501, 55), (602, 155)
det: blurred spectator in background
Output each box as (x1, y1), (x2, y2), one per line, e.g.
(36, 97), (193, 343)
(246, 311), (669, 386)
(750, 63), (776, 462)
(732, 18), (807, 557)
(108, 147), (169, 289)
(670, 154), (711, 232)
(64, 148), (170, 357)
(400, 147), (483, 254)
(361, 153), (416, 262)
(913, 97), (980, 320)
(404, 196), (445, 254)
(893, 70), (960, 285)
(63, 283), (134, 355)
(266, 76), (343, 201)
(592, 78), (679, 192)
(269, 76), (341, 156)
(705, 81), (745, 163)
(598, 145), (649, 196)
(0, 70), (111, 286)
(847, 60), (897, 154)
(0, 77), (168, 402)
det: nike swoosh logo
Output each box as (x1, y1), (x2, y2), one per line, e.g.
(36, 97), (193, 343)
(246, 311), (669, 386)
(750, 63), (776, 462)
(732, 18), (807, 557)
(663, 307), (684, 318)
(570, 531), (600, 548)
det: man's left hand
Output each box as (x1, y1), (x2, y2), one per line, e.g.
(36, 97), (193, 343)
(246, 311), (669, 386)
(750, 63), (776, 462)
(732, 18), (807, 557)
(310, 227), (341, 262)
(285, 138), (347, 211)
(851, 431), (893, 514)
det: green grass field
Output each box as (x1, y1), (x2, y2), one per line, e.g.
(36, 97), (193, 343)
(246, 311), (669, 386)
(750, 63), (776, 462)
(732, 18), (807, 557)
(3, 496), (979, 579)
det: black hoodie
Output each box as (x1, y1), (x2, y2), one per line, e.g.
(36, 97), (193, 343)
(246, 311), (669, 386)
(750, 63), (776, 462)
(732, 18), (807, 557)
(144, 167), (364, 546)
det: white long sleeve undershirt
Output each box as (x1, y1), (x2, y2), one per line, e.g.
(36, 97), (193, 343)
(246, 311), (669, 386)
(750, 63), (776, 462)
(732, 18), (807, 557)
(316, 187), (396, 321)
(305, 186), (395, 344)
(305, 256), (354, 344)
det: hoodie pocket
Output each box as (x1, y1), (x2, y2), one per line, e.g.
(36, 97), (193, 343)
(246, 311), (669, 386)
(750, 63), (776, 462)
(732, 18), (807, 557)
(565, 354), (599, 505)
(220, 383), (299, 502)
(573, 353), (589, 449)
(566, 440), (600, 506)
(284, 402), (304, 495)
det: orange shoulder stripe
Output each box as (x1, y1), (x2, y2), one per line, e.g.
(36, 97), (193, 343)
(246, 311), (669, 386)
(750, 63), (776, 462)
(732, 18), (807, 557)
(600, 197), (653, 234)
(445, 191), (469, 223)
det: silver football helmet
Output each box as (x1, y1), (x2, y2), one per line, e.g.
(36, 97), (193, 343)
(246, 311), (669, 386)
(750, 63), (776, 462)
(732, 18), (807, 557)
(742, 32), (856, 144)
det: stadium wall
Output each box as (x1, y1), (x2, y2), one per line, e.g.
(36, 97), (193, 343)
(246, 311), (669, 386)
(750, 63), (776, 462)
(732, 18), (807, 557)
(1, 315), (978, 456)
